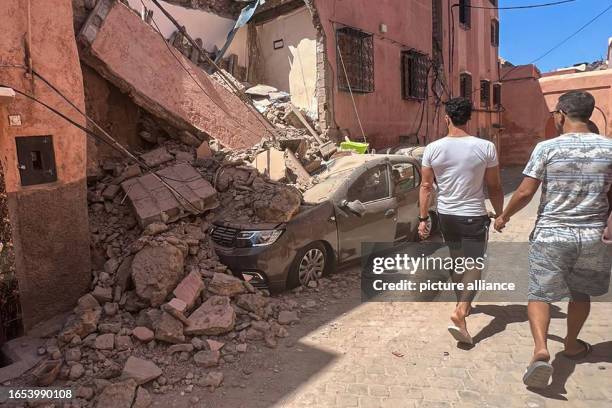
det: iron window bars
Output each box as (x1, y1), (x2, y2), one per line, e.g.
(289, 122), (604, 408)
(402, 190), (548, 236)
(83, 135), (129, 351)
(460, 72), (472, 101)
(336, 26), (375, 93)
(401, 50), (429, 100)
(493, 83), (502, 109)
(459, 0), (471, 29)
(491, 19), (499, 47)
(480, 79), (491, 108)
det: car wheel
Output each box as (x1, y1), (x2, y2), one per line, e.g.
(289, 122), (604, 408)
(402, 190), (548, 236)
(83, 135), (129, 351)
(287, 242), (328, 288)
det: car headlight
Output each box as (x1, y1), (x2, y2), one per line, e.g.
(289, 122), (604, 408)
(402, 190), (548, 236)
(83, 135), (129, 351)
(236, 229), (284, 247)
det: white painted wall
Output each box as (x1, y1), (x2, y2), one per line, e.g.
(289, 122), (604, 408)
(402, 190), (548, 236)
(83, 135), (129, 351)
(254, 7), (317, 112)
(127, 0), (235, 52)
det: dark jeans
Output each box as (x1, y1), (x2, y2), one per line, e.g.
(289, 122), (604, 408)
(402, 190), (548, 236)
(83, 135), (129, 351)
(438, 213), (491, 303)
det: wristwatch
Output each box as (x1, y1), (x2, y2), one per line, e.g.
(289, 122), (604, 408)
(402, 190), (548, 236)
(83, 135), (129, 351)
(418, 215), (430, 222)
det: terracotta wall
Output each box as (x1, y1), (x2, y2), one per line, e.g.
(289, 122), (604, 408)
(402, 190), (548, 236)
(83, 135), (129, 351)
(499, 65), (549, 166)
(0, 0), (91, 331)
(313, 0), (500, 148)
(501, 64), (612, 166)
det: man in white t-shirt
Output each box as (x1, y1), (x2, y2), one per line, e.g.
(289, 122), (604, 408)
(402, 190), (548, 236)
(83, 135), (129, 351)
(419, 97), (504, 345)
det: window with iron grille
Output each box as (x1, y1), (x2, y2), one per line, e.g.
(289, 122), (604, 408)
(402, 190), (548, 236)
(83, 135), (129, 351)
(460, 72), (472, 100)
(432, 0), (443, 64)
(336, 27), (374, 93)
(480, 80), (491, 108)
(459, 0), (471, 29)
(491, 19), (499, 47)
(401, 50), (428, 100)
(493, 83), (502, 108)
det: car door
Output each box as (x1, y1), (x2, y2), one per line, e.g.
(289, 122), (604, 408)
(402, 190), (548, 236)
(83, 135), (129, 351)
(335, 163), (398, 262)
(391, 161), (421, 241)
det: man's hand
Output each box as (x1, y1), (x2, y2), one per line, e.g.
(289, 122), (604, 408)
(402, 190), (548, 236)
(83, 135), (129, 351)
(494, 215), (509, 232)
(418, 220), (431, 240)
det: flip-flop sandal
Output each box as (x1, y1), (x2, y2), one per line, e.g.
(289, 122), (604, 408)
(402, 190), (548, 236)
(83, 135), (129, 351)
(523, 360), (553, 388)
(563, 339), (593, 360)
(447, 325), (473, 345)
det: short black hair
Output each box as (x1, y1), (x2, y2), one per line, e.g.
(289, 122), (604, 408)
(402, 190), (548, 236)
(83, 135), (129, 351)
(556, 91), (595, 121)
(445, 97), (473, 126)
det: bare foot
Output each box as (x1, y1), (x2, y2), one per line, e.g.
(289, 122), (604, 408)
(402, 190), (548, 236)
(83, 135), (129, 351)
(564, 339), (586, 356)
(450, 309), (471, 339)
(531, 348), (550, 364)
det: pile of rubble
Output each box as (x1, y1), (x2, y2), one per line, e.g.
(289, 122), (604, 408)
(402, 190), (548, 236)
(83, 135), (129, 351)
(25, 179), (304, 406)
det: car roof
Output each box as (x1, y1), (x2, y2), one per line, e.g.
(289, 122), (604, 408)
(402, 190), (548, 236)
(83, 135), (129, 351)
(326, 153), (417, 174)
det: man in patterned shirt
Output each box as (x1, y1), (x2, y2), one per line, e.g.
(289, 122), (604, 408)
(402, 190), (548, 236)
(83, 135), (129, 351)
(495, 91), (612, 388)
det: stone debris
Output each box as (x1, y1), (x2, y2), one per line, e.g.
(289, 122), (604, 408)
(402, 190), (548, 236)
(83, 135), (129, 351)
(95, 378), (137, 408)
(133, 387), (152, 408)
(193, 350), (220, 367)
(154, 312), (185, 344)
(132, 326), (154, 343)
(27, 8), (346, 402)
(131, 244), (185, 307)
(121, 163), (218, 227)
(198, 371), (224, 389)
(207, 272), (246, 297)
(172, 271), (204, 309)
(185, 296), (235, 336)
(121, 356), (162, 385)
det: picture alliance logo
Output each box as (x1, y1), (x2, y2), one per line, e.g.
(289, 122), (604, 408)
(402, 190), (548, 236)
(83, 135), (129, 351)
(371, 253), (487, 275)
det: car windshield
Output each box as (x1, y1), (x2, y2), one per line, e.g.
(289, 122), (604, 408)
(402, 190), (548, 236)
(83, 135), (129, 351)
(302, 169), (352, 204)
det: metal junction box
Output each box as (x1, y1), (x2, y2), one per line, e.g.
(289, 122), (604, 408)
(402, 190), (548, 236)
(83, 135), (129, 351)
(15, 135), (57, 186)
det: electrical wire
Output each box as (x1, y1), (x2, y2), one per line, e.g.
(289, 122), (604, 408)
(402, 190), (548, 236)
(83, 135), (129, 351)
(464, 0), (575, 10)
(144, 0), (279, 141)
(141, 2), (278, 143)
(1, 78), (204, 213)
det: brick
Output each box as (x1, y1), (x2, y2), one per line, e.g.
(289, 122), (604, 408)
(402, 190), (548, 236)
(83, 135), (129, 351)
(172, 271), (203, 310)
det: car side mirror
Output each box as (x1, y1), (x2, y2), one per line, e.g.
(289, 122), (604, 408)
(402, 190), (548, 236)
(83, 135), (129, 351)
(341, 199), (366, 217)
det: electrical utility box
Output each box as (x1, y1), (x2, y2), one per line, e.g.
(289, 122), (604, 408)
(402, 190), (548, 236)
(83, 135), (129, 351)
(15, 135), (58, 186)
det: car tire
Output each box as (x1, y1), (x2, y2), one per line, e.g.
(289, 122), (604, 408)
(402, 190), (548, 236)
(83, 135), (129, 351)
(287, 242), (328, 289)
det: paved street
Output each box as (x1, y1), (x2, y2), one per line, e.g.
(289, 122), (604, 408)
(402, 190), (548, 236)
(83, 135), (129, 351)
(157, 167), (612, 408)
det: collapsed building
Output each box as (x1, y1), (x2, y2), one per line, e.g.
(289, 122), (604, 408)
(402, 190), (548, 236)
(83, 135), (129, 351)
(0, 0), (503, 405)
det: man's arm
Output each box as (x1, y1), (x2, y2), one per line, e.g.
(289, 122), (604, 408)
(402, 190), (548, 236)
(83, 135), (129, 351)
(484, 165), (504, 217)
(494, 176), (541, 232)
(418, 166), (435, 239)
(419, 166), (435, 218)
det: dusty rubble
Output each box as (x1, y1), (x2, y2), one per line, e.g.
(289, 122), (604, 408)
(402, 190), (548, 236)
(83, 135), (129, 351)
(13, 77), (340, 406)
(8, 2), (346, 404)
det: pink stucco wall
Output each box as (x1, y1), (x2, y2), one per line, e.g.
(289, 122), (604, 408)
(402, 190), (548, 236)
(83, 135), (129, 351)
(0, 0), (91, 331)
(314, 0), (500, 149)
(501, 64), (612, 165)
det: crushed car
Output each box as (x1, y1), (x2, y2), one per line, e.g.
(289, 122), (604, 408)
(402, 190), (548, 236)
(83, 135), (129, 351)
(210, 154), (437, 292)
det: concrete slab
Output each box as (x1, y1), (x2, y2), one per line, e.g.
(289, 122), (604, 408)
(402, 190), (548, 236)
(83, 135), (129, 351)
(77, 0), (268, 149)
(121, 163), (218, 227)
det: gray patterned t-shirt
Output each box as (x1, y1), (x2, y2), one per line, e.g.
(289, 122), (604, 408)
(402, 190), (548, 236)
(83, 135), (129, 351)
(523, 133), (612, 228)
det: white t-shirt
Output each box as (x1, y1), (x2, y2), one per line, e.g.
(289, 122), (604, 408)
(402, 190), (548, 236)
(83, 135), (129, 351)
(422, 136), (498, 216)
